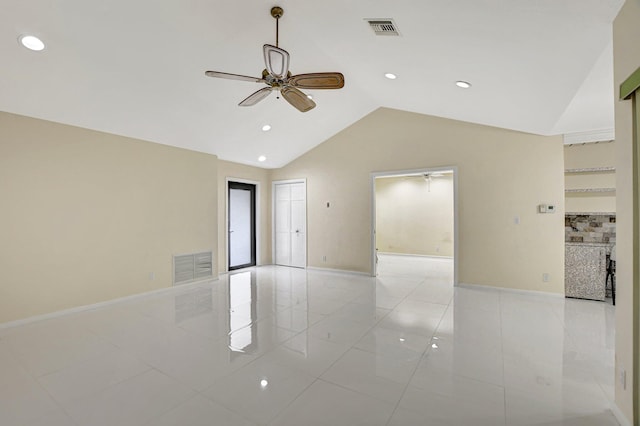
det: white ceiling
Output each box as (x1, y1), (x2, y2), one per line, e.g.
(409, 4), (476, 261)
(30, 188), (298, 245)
(1, 0), (624, 168)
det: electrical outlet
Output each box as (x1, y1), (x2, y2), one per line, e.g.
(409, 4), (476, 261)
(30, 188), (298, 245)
(149, 272), (155, 281)
(322, 255), (327, 262)
(514, 216), (520, 225)
(542, 273), (549, 282)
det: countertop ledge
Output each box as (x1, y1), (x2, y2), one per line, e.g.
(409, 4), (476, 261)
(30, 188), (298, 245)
(565, 242), (615, 249)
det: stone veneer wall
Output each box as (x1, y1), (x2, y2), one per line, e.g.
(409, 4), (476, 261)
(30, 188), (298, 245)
(565, 214), (616, 243)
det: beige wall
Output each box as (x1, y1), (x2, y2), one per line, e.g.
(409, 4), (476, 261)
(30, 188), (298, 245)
(613, 0), (640, 422)
(271, 107), (565, 293)
(375, 174), (454, 257)
(564, 141), (616, 169)
(217, 160), (272, 274)
(565, 193), (616, 214)
(0, 112), (218, 323)
(564, 142), (616, 213)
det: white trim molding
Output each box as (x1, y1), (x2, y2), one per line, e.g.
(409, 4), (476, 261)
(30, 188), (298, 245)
(611, 403), (632, 426)
(563, 129), (615, 145)
(306, 266), (372, 277)
(377, 252), (454, 260)
(457, 282), (565, 298)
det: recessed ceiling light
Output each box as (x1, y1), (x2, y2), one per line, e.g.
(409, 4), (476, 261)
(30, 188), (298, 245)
(455, 80), (471, 89)
(384, 73), (397, 80)
(19, 35), (45, 51)
(262, 124), (271, 132)
(258, 155), (267, 162)
(260, 379), (268, 388)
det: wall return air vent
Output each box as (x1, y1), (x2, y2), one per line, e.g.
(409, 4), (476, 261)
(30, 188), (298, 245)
(365, 19), (400, 36)
(173, 251), (213, 285)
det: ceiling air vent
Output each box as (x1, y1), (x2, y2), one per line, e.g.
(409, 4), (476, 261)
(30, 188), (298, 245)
(365, 19), (400, 36)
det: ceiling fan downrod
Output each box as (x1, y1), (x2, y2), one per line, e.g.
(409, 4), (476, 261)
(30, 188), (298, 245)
(271, 6), (283, 47)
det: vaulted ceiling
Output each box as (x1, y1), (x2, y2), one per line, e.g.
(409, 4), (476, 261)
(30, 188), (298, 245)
(1, 0), (624, 168)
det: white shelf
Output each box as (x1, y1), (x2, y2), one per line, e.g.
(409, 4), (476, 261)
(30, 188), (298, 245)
(566, 212), (616, 215)
(565, 188), (616, 193)
(565, 167), (615, 174)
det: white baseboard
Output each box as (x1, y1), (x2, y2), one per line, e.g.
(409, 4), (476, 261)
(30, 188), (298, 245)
(220, 264), (370, 278)
(378, 252), (453, 259)
(610, 403), (632, 426)
(0, 276), (219, 330)
(457, 282), (564, 298)
(306, 266), (372, 277)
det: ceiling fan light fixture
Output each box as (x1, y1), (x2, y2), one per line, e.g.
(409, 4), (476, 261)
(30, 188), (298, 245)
(456, 80), (471, 89)
(19, 34), (45, 51)
(264, 45), (289, 79)
(384, 73), (397, 80)
(262, 124), (271, 132)
(204, 6), (344, 113)
(258, 155), (267, 162)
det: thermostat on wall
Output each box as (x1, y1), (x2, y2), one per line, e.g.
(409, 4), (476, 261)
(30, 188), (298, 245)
(538, 204), (556, 213)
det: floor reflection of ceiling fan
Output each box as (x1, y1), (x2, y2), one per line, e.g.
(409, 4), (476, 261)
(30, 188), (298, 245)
(205, 6), (344, 113)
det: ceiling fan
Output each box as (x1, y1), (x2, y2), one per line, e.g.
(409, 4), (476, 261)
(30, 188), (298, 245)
(205, 6), (345, 113)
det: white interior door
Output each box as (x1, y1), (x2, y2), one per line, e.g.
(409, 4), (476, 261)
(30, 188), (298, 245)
(274, 181), (306, 268)
(289, 183), (306, 268)
(275, 184), (291, 266)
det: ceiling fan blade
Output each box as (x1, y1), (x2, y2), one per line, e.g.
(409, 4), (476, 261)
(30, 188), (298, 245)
(288, 72), (345, 89)
(263, 44), (290, 79)
(205, 71), (264, 83)
(239, 87), (273, 107)
(281, 86), (316, 112)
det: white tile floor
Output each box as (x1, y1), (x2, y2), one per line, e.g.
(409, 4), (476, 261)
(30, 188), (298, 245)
(0, 254), (618, 425)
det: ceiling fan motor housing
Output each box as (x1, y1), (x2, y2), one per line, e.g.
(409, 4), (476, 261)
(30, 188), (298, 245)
(271, 7), (283, 19)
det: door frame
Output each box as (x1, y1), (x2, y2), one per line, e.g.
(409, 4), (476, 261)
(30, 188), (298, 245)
(620, 66), (640, 423)
(370, 166), (459, 285)
(226, 178), (261, 272)
(272, 178), (307, 268)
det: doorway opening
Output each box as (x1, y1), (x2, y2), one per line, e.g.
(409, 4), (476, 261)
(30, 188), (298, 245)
(371, 167), (458, 285)
(228, 181), (257, 271)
